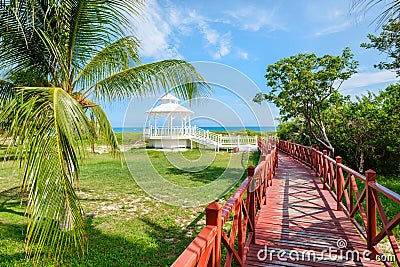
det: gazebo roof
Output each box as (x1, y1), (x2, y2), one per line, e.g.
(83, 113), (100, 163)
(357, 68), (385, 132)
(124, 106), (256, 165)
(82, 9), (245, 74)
(146, 103), (193, 114)
(161, 93), (179, 103)
(146, 94), (193, 114)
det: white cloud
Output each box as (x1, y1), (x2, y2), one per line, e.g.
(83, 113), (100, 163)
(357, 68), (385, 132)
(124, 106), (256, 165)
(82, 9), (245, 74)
(212, 33), (232, 60)
(315, 21), (351, 36)
(194, 15), (220, 46)
(130, 0), (238, 61)
(132, 0), (182, 60)
(238, 51), (249, 60)
(180, 9), (233, 59)
(225, 5), (285, 32)
(340, 70), (398, 92)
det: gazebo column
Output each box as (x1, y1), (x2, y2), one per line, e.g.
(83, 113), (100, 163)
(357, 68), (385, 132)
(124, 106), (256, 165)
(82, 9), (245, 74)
(188, 116), (192, 134)
(169, 115), (173, 136)
(185, 116), (188, 135)
(154, 115), (157, 136)
(181, 116), (184, 135)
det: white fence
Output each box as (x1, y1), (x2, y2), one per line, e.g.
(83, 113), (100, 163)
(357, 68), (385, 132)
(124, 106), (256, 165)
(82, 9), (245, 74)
(144, 126), (258, 149)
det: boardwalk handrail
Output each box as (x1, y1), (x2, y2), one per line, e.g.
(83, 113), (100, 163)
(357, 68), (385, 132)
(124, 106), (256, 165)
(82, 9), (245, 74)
(172, 137), (278, 267)
(278, 140), (400, 266)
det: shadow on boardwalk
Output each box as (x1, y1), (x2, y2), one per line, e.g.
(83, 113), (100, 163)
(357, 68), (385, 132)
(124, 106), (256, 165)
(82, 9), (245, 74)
(245, 153), (382, 267)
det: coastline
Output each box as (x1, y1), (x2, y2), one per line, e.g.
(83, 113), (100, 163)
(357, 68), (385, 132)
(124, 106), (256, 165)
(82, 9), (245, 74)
(113, 126), (277, 133)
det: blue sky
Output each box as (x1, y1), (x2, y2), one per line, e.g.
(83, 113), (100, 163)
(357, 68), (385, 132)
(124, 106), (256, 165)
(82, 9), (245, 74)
(105, 0), (398, 128)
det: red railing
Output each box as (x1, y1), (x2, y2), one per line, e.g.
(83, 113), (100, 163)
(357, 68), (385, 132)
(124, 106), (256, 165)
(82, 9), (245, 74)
(279, 140), (400, 266)
(172, 137), (278, 267)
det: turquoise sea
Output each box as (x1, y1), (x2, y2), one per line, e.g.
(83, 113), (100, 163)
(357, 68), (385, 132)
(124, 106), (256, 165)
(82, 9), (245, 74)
(113, 126), (277, 133)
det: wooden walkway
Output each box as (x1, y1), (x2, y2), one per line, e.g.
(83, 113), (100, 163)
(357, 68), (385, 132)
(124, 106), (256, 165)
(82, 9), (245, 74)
(245, 153), (382, 267)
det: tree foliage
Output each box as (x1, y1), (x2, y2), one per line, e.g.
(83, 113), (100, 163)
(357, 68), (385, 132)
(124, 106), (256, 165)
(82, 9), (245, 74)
(325, 93), (380, 173)
(0, 0), (209, 262)
(361, 19), (400, 76)
(276, 118), (312, 145)
(281, 85), (400, 175)
(254, 47), (358, 153)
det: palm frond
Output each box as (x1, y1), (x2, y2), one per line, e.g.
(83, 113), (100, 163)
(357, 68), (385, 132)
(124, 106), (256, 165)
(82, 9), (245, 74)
(86, 103), (120, 157)
(352, 0), (400, 26)
(34, 27), (68, 87)
(83, 60), (211, 103)
(0, 78), (15, 107)
(74, 36), (141, 90)
(0, 1), (51, 85)
(0, 87), (93, 260)
(67, 0), (142, 69)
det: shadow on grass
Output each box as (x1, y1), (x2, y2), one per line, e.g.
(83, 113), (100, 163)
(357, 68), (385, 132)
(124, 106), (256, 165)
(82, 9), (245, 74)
(0, 186), (25, 217)
(245, 150), (261, 167)
(0, 155), (17, 161)
(64, 215), (204, 266)
(165, 165), (230, 184)
(0, 214), (205, 267)
(164, 151), (260, 185)
(0, 186), (21, 201)
(137, 216), (205, 266)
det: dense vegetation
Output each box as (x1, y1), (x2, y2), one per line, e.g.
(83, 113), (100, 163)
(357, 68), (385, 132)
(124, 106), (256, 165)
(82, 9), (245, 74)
(276, 84), (400, 175)
(254, 47), (358, 155)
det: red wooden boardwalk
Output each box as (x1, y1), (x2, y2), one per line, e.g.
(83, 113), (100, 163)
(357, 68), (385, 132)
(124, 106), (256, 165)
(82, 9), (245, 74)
(245, 153), (382, 267)
(173, 139), (399, 267)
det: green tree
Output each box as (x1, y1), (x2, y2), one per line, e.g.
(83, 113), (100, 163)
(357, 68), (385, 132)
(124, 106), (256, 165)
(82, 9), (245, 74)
(325, 84), (400, 174)
(276, 118), (312, 145)
(254, 48), (358, 154)
(374, 84), (400, 173)
(0, 0), (209, 261)
(361, 19), (400, 76)
(325, 94), (380, 173)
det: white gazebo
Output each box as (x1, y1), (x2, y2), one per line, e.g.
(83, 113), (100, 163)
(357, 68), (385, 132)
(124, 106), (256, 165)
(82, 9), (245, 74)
(144, 94), (196, 148)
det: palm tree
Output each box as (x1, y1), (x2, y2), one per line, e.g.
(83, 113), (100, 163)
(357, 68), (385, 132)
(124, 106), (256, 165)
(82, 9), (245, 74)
(0, 0), (209, 261)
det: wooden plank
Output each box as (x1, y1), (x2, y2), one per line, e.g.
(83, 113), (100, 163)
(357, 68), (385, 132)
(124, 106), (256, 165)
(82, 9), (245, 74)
(244, 153), (382, 267)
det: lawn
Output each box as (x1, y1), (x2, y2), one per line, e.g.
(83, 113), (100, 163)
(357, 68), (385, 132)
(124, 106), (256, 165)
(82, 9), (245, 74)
(0, 132), (260, 266)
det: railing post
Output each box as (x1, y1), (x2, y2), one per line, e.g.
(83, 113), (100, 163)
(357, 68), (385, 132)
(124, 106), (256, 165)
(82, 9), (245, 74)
(322, 150), (328, 190)
(247, 166), (256, 244)
(261, 154), (267, 187)
(300, 144), (304, 162)
(311, 145), (314, 170)
(336, 156), (343, 211)
(366, 169), (377, 260)
(315, 146), (319, 177)
(205, 202), (222, 267)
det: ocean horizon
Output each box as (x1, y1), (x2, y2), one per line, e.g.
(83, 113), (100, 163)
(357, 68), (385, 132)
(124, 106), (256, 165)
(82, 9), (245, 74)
(113, 126), (277, 133)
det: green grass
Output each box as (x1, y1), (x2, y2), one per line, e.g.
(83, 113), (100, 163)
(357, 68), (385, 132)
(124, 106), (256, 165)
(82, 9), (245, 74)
(146, 149), (232, 187)
(376, 175), (400, 240)
(0, 132), (259, 266)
